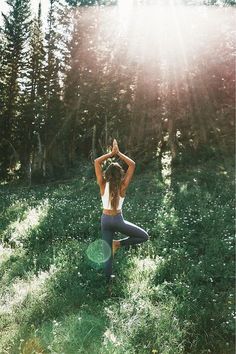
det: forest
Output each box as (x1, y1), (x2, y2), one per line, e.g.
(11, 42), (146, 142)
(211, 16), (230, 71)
(0, 0), (235, 353)
(0, 0), (234, 182)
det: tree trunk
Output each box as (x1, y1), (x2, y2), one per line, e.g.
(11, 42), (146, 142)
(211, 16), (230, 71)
(92, 124), (96, 160)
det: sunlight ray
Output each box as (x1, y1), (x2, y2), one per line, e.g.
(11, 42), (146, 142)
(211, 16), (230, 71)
(3, 199), (50, 246)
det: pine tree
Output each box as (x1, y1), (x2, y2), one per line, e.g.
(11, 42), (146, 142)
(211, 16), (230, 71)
(63, 7), (82, 167)
(18, 1), (46, 183)
(0, 26), (7, 127)
(41, 0), (64, 179)
(0, 0), (31, 179)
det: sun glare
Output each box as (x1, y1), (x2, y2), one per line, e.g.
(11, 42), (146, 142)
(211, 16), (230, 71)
(80, 1), (234, 73)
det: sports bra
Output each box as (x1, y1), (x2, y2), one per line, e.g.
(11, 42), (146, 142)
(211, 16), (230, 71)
(101, 182), (125, 210)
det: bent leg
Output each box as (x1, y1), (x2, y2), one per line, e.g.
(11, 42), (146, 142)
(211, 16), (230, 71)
(115, 217), (149, 247)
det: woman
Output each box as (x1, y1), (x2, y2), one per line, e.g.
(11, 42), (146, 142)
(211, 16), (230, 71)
(94, 139), (149, 283)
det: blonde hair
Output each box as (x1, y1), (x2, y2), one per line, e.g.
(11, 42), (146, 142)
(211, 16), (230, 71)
(104, 163), (125, 211)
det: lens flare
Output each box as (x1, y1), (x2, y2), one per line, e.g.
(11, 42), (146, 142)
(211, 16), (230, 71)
(86, 239), (111, 268)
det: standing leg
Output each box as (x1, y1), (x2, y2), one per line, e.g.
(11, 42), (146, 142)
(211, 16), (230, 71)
(101, 215), (115, 279)
(114, 214), (149, 247)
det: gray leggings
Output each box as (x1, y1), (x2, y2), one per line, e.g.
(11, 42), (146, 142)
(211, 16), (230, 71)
(101, 212), (149, 277)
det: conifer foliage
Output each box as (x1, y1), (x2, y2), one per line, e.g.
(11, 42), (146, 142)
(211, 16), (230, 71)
(0, 0), (234, 182)
(0, 0), (32, 179)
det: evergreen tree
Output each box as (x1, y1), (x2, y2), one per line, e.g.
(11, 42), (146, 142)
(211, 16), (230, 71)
(42, 0), (64, 179)
(18, 1), (46, 183)
(0, 26), (7, 128)
(0, 0), (31, 179)
(62, 7), (84, 166)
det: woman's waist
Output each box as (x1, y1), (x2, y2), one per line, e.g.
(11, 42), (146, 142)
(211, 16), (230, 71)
(102, 208), (122, 216)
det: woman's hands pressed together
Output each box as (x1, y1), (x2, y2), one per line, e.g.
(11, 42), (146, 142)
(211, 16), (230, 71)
(111, 139), (120, 156)
(112, 140), (135, 168)
(94, 137), (135, 189)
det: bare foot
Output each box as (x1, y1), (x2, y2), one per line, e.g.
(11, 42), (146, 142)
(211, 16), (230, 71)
(112, 240), (121, 258)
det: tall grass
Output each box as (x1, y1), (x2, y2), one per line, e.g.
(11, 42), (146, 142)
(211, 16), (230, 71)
(0, 151), (234, 353)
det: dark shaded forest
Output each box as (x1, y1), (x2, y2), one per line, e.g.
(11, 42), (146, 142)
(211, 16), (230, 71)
(0, 0), (235, 184)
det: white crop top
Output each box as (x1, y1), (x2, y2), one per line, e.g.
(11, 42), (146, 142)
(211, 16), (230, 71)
(101, 182), (125, 210)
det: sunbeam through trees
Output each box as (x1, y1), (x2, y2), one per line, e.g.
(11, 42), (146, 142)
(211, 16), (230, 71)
(0, 2), (235, 352)
(0, 0), (234, 183)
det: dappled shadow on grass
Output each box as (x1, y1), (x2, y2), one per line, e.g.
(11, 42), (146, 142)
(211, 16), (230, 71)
(0, 249), (35, 292)
(11, 303), (107, 354)
(98, 249), (187, 354)
(152, 150), (234, 353)
(0, 239), (114, 353)
(1, 161), (164, 269)
(0, 164), (169, 353)
(0, 178), (103, 270)
(1, 152), (234, 353)
(0, 176), (139, 352)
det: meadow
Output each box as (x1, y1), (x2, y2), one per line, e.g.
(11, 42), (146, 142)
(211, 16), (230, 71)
(0, 147), (234, 354)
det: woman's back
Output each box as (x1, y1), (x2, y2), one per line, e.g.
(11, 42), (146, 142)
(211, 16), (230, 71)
(101, 182), (125, 210)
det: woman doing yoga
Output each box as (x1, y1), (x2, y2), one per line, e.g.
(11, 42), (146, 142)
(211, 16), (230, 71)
(94, 139), (149, 283)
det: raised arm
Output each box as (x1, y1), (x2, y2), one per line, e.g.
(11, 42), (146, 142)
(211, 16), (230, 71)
(94, 152), (113, 186)
(117, 151), (136, 167)
(117, 147), (136, 190)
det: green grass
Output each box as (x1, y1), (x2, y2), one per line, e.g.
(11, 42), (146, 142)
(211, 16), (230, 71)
(0, 151), (234, 354)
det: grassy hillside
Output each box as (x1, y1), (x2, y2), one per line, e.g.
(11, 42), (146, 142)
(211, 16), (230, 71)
(0, 152), (234, 354)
